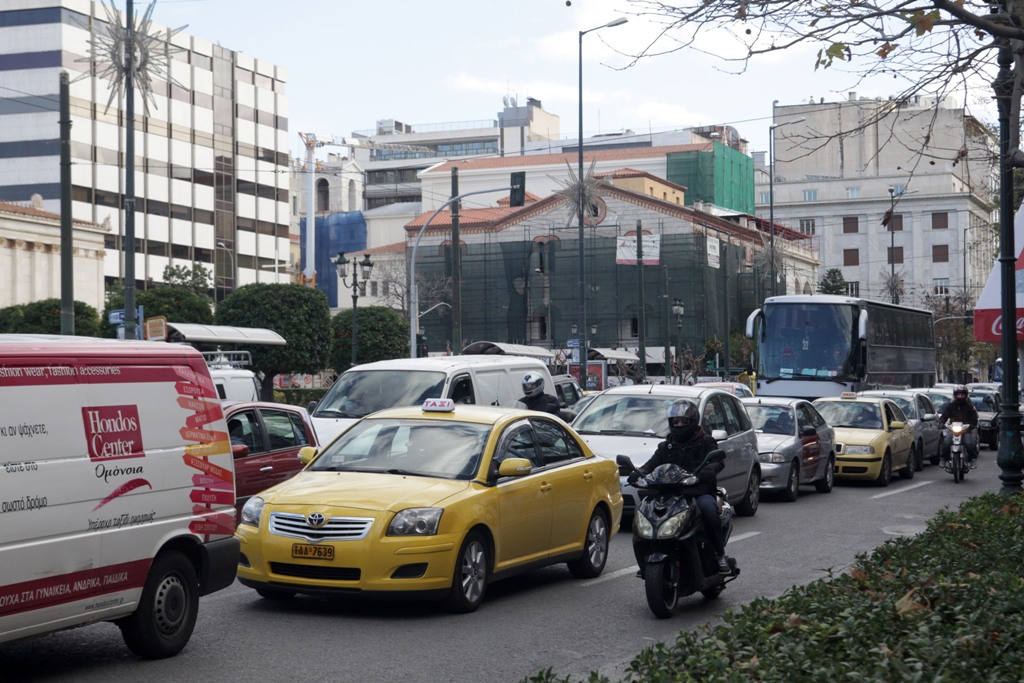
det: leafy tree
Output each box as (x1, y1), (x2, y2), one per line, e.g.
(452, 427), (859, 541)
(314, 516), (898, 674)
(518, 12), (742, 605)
(162, 263), (213, 295)
(215, 283), (332, 399)
(16, 299), (102, 336)
(101, 287), (213, 338)
(818, 268), (848, 295)
(330, 306), (410, 373)
(621, 2), (1024, 168)
(0, 305), (25, 333)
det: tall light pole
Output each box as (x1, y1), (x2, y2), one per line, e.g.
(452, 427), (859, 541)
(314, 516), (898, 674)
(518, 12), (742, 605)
(767, 117), (804, 299)
(216, 241), (234, 302)
(888, 186), (897, 303)
(672, 298), (685, 385)
(336, 252), (374, 367)
(578, 16), (627, 389)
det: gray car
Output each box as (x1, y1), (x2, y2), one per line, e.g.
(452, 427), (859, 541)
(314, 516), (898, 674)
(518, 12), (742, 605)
(571, 385), (761, 517)
(859, 390), (942, 468)
(741, 397), (835, 501)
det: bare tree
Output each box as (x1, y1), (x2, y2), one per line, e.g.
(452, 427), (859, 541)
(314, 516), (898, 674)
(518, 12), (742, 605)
(621, 1), (1024, 168)
(373, 256), (452, 317)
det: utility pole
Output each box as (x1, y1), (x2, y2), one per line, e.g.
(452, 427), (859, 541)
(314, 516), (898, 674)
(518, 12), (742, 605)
(451, 168), (461, 355)
(635, 220), (646, 382)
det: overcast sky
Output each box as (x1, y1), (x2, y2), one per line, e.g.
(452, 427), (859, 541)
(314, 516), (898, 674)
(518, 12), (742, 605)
(125, 0), (993, 161)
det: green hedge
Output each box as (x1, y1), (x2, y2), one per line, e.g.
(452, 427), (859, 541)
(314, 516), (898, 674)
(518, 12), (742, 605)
(272, 388), (328, 408)
(527, 492), (1024, 682)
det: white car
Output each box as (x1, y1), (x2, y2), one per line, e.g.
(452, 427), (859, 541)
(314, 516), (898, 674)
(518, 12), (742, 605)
(571, 385), (761, 517)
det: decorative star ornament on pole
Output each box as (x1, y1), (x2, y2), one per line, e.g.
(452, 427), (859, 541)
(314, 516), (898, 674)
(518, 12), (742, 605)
(551, 160), (607, 229)
(81, 1), (186, 115)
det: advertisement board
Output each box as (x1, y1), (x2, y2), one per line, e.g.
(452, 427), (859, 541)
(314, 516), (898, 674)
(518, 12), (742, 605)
(568, 361), (607, 391)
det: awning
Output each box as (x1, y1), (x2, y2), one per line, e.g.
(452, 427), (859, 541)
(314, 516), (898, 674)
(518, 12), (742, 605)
(588, 347), (640, 362)
(165, 323), (286, 345)
(462, 341), (555, 360)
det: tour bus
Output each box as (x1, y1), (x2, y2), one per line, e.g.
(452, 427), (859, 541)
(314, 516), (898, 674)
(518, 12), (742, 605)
(745, 295), (936, 399)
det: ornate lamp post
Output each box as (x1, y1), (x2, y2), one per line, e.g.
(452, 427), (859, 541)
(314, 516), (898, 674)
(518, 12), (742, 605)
(672, 298), (685, 385)
(578, 16), (627, 387)
(336, 252), (374, 366)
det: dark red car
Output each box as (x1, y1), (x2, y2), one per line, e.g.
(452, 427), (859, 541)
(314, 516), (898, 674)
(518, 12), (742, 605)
(224, 401), (318, 521)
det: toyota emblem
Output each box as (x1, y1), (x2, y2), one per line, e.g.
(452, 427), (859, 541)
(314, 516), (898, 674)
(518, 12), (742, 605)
(307, 512), (327, 527)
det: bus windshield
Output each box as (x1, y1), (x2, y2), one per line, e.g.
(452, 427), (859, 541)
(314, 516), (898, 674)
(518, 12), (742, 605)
(757, 303), (858, 382)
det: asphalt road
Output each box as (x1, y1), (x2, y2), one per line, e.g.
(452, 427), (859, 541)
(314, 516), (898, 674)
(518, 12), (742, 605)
(0, 452), (1007, 683)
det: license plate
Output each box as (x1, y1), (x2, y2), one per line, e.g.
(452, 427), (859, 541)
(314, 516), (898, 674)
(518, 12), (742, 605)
(292, 543), (334, 560)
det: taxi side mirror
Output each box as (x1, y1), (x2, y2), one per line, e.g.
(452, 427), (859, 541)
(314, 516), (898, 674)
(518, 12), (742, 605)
(497, 457), (533, 478)
(889, 420), (907, 431)
(298, 445), (318, 466)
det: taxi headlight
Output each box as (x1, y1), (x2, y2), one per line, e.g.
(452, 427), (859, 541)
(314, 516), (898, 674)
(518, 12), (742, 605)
(657, 510), (691, 539)
(758, 451), (786, 463)
(240, 497), (264, 527)
(634, 514), (655, 539)
(388, 508), (442, 536)
(844, 445), (876, 455)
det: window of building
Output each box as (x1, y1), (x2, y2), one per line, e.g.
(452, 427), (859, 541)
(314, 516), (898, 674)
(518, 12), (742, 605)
(934, 278), (950, 295)
(932, 212), (948, 230)
(888, 246), (904, 265)
(890, 214), (903, 231)
(843, 249), (859, 266)
(932, 245), (949, 262)
(370, 281), (378, 297)
(846, 281), (860, 296)
(316, 178), (329, 212)
(798, 218), (816, 235)
(842, 216), (859, 234)
(802, 189), (818, 202)
(845, 187), (861, 199)
(759, 191), (771, 204)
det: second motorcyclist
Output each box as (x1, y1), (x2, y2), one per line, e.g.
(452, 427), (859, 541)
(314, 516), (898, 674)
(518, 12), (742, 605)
(938, 384), (979, 466)
(627, 398), (731, 574)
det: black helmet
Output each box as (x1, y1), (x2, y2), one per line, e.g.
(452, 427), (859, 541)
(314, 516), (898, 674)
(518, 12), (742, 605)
(667, 398), (700, 439)
(522, 372), (545, 398)
(953, 384), (968, 401)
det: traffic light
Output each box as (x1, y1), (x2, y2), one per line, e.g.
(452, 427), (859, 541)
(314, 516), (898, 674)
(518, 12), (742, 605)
(416, 333), (429, 358)
(510, 172), (526, 207)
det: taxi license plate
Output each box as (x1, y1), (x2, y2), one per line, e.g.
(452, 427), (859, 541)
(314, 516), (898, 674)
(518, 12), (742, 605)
(292, 543), (334, 560)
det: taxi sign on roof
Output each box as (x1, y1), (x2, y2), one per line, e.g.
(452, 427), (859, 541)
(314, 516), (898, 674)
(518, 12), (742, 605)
(422, 398), (455, 412)
(840, 392), (858, 398)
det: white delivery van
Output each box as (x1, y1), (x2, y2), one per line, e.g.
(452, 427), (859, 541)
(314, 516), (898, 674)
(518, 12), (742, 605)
(203, 350), (260, 402)
(309, 355), (555, 444)
(0, 335), (239, 659)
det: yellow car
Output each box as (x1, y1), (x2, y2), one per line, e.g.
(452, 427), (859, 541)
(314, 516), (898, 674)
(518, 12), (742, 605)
(812, 394), (914, 487)
(235, 398), (622, 612)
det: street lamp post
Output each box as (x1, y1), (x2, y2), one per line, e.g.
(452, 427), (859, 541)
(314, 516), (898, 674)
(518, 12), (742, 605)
(767, 117), (804, 299)
(672, 298), (685, 385)
(578, 16), (627, 391)
(888, 186), (898, 304)
(336, 252), (374, 366)
(216, 241), (235, 302)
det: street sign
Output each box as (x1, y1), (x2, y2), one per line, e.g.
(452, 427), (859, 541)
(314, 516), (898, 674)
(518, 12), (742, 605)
(108, 309), (125, 325)
(566, 339), (579, 348)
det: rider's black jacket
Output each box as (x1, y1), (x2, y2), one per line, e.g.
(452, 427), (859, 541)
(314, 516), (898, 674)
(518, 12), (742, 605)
(636, 428), (722, 497)
(938, 398), (979, 428)
(519, 392), (561, 416)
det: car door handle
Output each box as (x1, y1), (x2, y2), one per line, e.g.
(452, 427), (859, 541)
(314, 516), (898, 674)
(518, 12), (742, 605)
(582, 471), (593, 481)
(539, 483), (552, 493)
(260, 466), (273, 473)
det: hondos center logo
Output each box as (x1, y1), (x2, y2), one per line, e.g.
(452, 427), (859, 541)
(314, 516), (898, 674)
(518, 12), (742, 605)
(82, 405), (144, 461)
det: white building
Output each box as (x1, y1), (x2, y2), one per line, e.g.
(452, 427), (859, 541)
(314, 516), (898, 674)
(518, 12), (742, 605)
(0, 0), (292, 303)
(755, 93), (997, 306)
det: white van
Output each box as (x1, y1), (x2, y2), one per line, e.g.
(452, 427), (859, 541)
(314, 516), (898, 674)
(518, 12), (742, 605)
(310, 355), (555, 444)
(203, 350), (260, 402)
(0, 335), (239, 659)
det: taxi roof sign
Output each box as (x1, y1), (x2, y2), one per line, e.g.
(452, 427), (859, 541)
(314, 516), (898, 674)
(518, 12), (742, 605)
(422, 398), (455, 412)
(840, 392), (859, 398)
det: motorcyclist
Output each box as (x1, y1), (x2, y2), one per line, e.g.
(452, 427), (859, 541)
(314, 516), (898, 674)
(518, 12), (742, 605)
(518, 372), (561, 416)
(938, 384), (979, 465)
(627, 398), (730, 574)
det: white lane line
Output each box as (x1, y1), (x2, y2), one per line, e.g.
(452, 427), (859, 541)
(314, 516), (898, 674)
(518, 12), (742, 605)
(871, 480), (935, 499)
(584, 531), (761, 586)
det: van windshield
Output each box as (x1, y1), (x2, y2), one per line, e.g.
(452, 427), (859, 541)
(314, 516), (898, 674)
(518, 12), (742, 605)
(312, 370), (447, 419)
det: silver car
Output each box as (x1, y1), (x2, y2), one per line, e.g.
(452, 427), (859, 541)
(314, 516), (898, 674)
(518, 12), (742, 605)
(571, 385), (761, 517)
(859, 390), (942, 468)
(741, 397), (836, 501)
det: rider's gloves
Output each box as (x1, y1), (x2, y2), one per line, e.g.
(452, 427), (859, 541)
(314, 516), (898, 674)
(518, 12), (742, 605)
(626, 471), (640, 485)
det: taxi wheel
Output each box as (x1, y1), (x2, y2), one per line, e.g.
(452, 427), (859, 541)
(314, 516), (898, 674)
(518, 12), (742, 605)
(779, 462), (799, 503)
(873, 451), (892, 487)
(567, 509), (609, 579)
(444, 531), (488, 614)
(117, 551), (198, 659)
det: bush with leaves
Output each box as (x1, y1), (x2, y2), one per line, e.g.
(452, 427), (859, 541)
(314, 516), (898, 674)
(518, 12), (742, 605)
(1, 299), (103, 336)
(329, 305), (410, 373)
(525, 492), (1024, 683)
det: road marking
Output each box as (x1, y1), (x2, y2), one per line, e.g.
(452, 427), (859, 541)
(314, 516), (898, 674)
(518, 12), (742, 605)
(584, 531), (761, 586)
(870, 480), (935, 499)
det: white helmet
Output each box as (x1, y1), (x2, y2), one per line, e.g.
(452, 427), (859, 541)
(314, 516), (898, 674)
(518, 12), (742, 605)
(522, 372), (545, 398)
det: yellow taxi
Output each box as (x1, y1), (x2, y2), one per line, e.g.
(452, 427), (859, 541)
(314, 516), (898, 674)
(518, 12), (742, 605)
(811, 393), (914, 487)
(234, 398), (622, 612)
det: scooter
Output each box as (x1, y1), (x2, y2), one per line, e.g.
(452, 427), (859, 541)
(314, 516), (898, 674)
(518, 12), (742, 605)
(944, 421), (973, 483)
(616, 450), (739, 619)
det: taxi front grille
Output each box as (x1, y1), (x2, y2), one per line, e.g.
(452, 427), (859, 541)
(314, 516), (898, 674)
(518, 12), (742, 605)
(269, 512), (373, 541)
(270, 562), (360, 581)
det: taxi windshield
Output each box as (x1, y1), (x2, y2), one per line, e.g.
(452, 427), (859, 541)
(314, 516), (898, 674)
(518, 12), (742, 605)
(313, 370), (446, 419)
(310, 418), (491, 480)
(815, 401), (883, 430)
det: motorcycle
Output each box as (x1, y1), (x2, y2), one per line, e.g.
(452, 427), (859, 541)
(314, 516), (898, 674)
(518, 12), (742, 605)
(944, 421), (973, 483)
(616, 450), (739, 619)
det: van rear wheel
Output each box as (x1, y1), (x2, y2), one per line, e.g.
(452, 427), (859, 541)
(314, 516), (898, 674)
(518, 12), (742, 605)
(118, 551), (198, 659)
